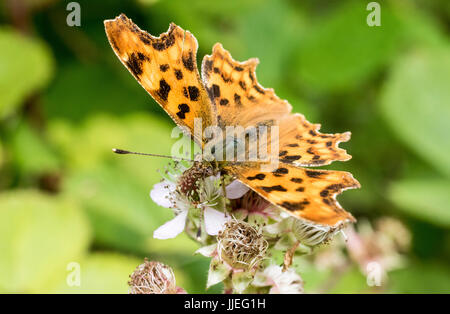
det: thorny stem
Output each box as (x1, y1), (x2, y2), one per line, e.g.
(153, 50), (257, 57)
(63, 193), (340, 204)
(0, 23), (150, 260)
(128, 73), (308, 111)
(223, 278), (233, 294)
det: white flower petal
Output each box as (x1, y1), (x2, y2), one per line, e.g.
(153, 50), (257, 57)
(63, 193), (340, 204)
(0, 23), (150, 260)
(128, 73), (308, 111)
(225, 180), (250, 199)
(258, 265), (304, 294)
(153, 210), (188, 239)
(150, 181), (176, 208)
(195, 243), (218, 257)
(204, 207), (229, 236)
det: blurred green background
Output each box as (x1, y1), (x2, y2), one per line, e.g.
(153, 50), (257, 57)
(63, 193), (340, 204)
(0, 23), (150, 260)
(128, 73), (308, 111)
(0, 0), (449, 293)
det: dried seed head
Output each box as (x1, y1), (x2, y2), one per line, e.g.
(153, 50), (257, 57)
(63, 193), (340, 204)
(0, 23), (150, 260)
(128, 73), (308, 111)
(217, 220), (268, 270)
(128, 259), (177, 294)
(178, 162), (214, 201)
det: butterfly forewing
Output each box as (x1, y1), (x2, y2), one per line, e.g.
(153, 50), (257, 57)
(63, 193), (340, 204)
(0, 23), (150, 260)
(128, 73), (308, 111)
(104, 15), (216, 144)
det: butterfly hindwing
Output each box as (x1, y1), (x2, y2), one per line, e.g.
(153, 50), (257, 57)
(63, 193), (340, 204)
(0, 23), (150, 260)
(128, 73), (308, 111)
(226, 163), (360, 227)
(104, 15), (216, 144)
(275, 114), (352, 167)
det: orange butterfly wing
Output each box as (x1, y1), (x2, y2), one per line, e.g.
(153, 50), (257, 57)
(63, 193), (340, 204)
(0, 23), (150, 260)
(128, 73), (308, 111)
(226, 163), (360, 227)
(104, 14), (216, 144)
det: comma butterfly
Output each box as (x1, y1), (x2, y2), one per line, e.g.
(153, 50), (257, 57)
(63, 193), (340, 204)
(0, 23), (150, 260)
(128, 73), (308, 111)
(104, 14), (360, 229)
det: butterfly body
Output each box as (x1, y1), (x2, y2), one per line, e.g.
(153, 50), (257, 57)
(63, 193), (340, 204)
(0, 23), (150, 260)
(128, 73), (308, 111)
(104, 14), (360, 230)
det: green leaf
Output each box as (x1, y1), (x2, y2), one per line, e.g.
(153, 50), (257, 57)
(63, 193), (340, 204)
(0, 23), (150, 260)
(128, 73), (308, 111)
(0, 190), (90, 293)
(295, 1), (402, 92)
(388, 179), (450, 227)
(50, 253), (141, 294)
(380, 46), (450, 177)
(0, 28), (53, 119)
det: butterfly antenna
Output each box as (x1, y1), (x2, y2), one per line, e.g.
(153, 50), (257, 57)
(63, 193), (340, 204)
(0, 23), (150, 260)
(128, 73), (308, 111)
(112, 148), (194, 162)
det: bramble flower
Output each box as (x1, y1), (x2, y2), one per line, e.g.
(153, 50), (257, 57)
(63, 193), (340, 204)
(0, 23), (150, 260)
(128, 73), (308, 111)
(151, 162), (229, 239)
(252, 265), (304, 294)
(346, 217), (411, 277)
(128, 258), (186, 294)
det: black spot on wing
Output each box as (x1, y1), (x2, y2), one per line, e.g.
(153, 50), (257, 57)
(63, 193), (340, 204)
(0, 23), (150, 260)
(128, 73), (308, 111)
(247, 173), (266, 181)
(182, 51), (195, 71)
(290, 178), (303, 183)
(261, 185), (287, 193)
(156, 79), (171, 101)
(152, 32), (175, 51)
(176, 103), (190, 119)
(305, 170), (324, 178)
(272, 167), (288, 177)
(203, 59), (213, 75)
(160, 64), (169, 72)
(279, 200), (310, 211)
(280, 155), (301, 163)
(174, 69), (183, 80)
(234, 93), (242, 106)
(212, 84), (220, 98)
(126, 52), (148, 77)
(188, 86), (200, 101)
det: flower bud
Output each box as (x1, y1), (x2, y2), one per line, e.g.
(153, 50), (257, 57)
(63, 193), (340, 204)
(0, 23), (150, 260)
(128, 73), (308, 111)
(292, 218), (342, 247)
